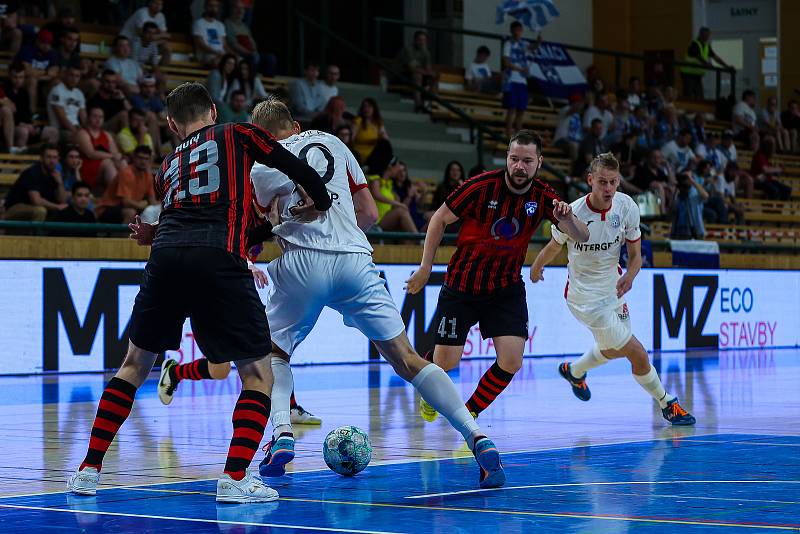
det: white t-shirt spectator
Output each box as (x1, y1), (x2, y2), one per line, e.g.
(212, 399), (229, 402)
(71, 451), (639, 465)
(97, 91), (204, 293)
(105, 56), (143, 87)
(465, 62), (492, 82)
(582, 105), (614, 138)
(47, 82), (86, 128)
(502, 39), (528, 85)
(661, 140), (696, 173)
(732, 101), (757, 134)
(193, 17), (226, 54)
(289, 79), (326, 117)
(121, 7), (167, 39)
(627, 93), (642, 109)
(318, 83), (338, 108)
(718, 142), (738, 170)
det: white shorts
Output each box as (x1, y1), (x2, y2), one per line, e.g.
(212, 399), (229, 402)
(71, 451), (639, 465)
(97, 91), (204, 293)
(567, 296), (633, 351)
(266, 248), (406, 354)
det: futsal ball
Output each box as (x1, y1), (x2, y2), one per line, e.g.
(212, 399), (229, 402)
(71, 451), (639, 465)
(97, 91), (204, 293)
(323, 425), (372, 476)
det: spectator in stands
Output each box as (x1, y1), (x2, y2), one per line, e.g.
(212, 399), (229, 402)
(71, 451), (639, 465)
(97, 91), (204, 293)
(218, 89), (248, 123)
(583, 92), (613, 139)
(55, 181), (96, 226)
(689, 113), (707, 148)
(78, 57), (100, 98)
(77, 106), (126, 192)
(633, 148), (675, 213)
(16, 29), (58, 112)
(694, 159), (728, 224)
(501, 21), (530, 137)
(661, 128), (698, 174)
(206, 53), (237, 105)
(41, 8), (78, 44)
(96, 144), (159, 224)
(645, 84), (664, 116)
(59, 145), (83, 195)
(369, 155), (418, 233)
(192, 0), (230, 68)
(553, 93), (584, 162)
(670, 171), (708, 239)
(353, 97), (389, 166)
(289, 61), (325, 122)
(130, 76), (167, 154)
(225, 0), (259, 68)
(611, 132), (644, 196)
(122, 0), (171, 65)
(695, 131), (724, 175)
(780, 100), (800, 153)
(105, 36), (143, 97)
(318, 65), (340, 108)
(720, 162), (746, 224)
(334, 124), (357, 159)
(732, 89), (760, 150)
(631, 105), (655, 150)
(229, 58), (267, 107)
(310, 95), (347, 134)
(750, 135), (792, 200)
(4, 63), (56, 150)
(655, 104), (681, 146)
(607, 96), (634, 146)
(3, 144), (66, 221)
(47, 65), (86, 144)
(132, 22), (164, 68)
(680, 27), (730, 100)
(572, 118), (606, 178)
(399, 30), (439, 112)
(53, 27), (80, 70)
(759, 96), (791, 154)
(627, 77), (643, 108)
(393, 161), (426, 230)
(431, 160), (464, 210)
(718, 129), (754, 198)
(87, 70), (131, 132)
(465, 45), (496, 94)
(0, 2), (22, 56)
(585, 65), (606, 97)
(117, 108), (154, 156)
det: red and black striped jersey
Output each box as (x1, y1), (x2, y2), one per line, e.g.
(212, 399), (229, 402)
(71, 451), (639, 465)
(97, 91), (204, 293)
(444, 169), (561, 294)
(152, 122), (331, 260)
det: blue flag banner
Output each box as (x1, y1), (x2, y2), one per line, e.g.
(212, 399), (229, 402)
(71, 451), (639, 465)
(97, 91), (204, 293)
(524, 40), (587, 99)
(670, 239), (721, 269)
(496, 0), (560, 32)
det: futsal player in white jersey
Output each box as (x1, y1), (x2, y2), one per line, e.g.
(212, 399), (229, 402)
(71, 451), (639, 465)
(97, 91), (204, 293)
(245, 99), (506, 488)
(531, 153), (696, 425)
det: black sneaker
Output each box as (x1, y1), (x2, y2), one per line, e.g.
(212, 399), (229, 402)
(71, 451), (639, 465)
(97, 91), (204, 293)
(558, 362), (591, 401)
(661, 398), (696, 425)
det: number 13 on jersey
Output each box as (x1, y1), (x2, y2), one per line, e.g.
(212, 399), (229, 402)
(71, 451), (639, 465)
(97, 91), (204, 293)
(162, 140), (221, 207)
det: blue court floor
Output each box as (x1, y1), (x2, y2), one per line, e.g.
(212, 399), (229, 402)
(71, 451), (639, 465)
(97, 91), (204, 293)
(0, 349), (798, 532)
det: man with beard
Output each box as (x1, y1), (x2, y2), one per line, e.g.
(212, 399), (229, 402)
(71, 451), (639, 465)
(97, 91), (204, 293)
(406, 130), (589, 420)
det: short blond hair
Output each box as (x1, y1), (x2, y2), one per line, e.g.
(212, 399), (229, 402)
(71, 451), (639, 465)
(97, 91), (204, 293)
(588, 152), (620, 175)
(250, 98), (294, 134)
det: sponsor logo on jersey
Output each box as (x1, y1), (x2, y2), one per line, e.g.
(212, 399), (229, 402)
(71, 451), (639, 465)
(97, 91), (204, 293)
(524, 201), (538, 215)
(491, 216), (520, 240)
(573, 234), (621, 251)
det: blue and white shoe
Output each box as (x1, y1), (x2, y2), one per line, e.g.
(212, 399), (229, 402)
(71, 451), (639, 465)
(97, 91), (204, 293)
(661, 398), (696, 426)
(472, 437), (505, 489)
(259, 433), (295, 477)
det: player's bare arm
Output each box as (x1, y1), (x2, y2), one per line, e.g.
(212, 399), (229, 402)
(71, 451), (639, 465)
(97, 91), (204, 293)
(551, 199), (590, 242)
(530, 238), (563, 283)
(617, 236), (642, 298)
(352, 187), (379, 231)
(405, 203), (459, 294)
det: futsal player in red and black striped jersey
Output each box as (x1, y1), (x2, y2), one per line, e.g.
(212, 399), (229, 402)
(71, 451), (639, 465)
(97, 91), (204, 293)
(406, 130), (590, 421)
(67, 82), (332, 504)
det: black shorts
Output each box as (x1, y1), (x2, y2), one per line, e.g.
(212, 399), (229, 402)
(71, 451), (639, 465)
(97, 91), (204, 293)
(129, 246), (271, 363)
(433, 282), (528, 346)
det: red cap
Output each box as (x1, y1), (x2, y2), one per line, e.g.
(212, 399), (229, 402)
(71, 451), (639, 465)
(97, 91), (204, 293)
(37, 29), (54, 45)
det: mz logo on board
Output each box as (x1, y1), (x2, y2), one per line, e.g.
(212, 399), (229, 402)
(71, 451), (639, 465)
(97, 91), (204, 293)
(652, 274), (719, 350)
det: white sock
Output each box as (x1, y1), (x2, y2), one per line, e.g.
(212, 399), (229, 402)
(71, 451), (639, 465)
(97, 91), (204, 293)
(411, 363), (481, 447)
(633, 365), (675, 409)
(570, 345), (609, 378)
(269, 356), (294, 438)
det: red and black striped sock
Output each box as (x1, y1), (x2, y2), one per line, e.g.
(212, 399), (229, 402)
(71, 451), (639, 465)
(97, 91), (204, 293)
(80, 377), (137, 471)
(224, 389), (270, 481)
(169, 359), (213, 382)
(289, 391), (297, 409)
(465, 362), (515, 415)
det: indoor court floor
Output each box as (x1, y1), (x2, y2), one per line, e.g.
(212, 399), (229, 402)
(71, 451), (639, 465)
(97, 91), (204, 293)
(0, 348), (798, 532)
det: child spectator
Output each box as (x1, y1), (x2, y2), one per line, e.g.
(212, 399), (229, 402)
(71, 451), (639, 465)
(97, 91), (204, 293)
(55, 181), (97, 226)
(465, 45), (496, 93)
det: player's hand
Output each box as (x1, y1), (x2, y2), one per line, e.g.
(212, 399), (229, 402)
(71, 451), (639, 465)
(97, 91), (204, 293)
(552, 199), (573, 221)
(405, 265), (431, 294)
(128, 215), (156, 246)
(530, 264), (544, 283)
(288, 185), (322, 222)
(616, 273), (633, 298)
(249, 263), (269, 289)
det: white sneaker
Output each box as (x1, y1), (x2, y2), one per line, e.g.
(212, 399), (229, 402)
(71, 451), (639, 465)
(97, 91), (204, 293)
(290, 405), (322, 425)
(67, 467), (100, 496)
(216, 472), (279, 503)
(158, 358), (179, 405)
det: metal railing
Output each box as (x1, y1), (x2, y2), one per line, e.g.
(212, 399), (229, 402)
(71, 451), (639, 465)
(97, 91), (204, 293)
(1, 221), (799, 255)
(374, 18), (737, 102)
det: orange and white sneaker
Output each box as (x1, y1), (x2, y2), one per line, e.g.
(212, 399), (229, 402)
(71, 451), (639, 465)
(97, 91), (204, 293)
(558, 362), (591, 401)
(661, 398), (696, 425)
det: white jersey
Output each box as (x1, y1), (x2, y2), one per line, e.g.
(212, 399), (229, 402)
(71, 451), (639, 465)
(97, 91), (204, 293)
(551, 192), (641, 305)
(250, 130), (372, 254)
